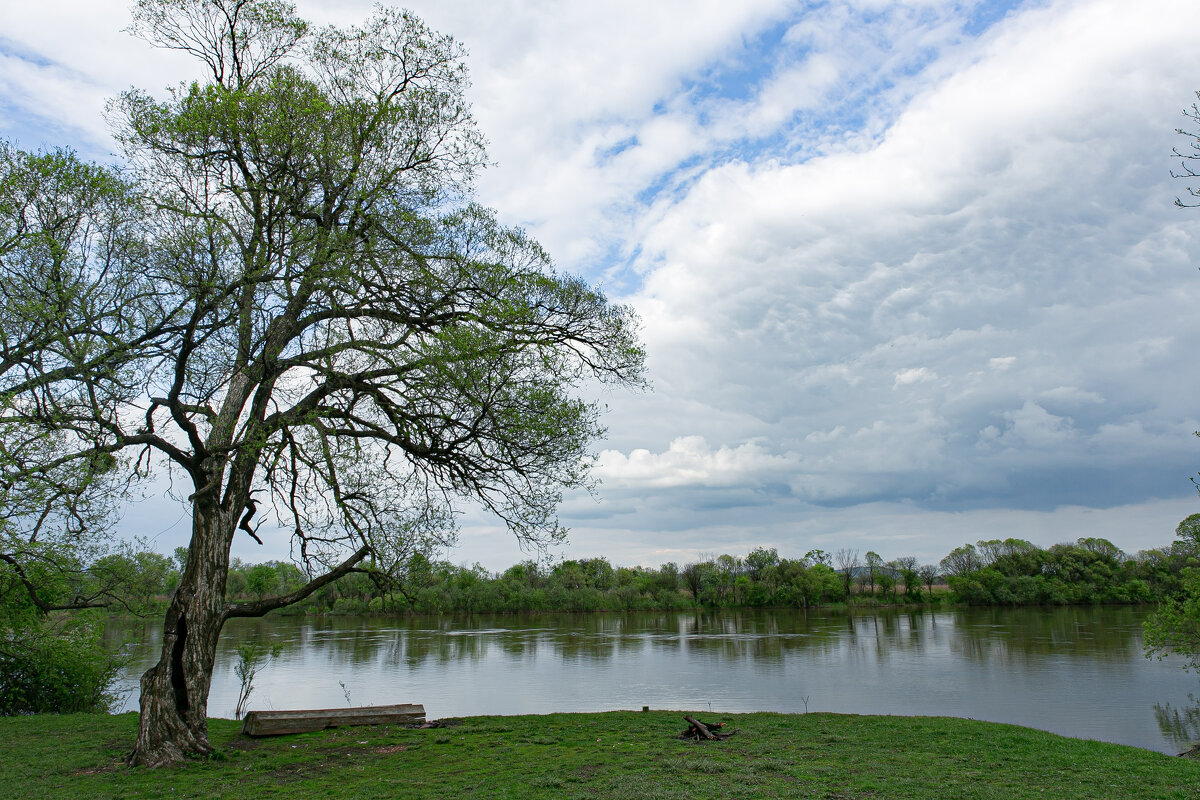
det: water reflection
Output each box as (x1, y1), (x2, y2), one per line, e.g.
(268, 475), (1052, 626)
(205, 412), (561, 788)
(107, 606), (1198, 753)
(1154, 695), (1200, 749)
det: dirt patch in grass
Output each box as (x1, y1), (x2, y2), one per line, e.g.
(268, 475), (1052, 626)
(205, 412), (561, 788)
(413, 718), (461, 729)
(267, 761), (334, 783)
(225, 736), (262, 751)
(71, 761), (121, 776)
(373, 744), (409, 755)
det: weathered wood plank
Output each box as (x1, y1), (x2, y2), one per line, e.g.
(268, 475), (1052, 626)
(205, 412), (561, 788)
(241, 703), (425, 737)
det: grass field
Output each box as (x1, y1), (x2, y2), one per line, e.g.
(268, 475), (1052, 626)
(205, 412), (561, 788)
(2, 710), (1197, 799)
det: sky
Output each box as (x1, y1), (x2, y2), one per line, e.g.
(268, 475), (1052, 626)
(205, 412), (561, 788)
(4, 0), (1200, 571)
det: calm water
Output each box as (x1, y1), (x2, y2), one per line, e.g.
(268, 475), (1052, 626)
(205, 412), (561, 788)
(106, 606), (1200, 753)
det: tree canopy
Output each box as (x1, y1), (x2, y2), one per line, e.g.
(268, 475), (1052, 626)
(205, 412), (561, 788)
(0, 0), (643, 766)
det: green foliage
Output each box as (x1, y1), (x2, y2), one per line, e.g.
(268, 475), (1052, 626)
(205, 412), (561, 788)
(0, 550), (128, 716)
(6, 0), (648, 762)
(0, 612), (123, 715)
(199, 530), (1191, 615)
(940, 544), (982, 576)
(42, 523), (1189, 622)
(233, 640), (283, 719)
(1145, 567), (1200, 672)
(1176, 514), (1200, 554)
(90, 550), (175, 613)
(942, 537), (1160, 607)
(244, 564), (278, 601)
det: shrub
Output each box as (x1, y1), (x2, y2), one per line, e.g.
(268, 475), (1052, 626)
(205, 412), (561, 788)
(0, 613), (124, 715)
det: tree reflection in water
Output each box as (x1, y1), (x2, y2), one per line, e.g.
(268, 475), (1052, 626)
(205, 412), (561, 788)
(103, 606), (1198, 753)
(1154, 695), (1200, 748)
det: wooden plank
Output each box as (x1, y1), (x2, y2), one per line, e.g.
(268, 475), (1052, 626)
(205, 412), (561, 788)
(241, 703), (425, 737)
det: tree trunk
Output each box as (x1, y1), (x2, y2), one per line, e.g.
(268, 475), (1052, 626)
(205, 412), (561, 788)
(128, 501), (234, 767)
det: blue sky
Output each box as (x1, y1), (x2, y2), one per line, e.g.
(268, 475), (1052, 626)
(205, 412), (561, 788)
(4, 0), (1200, 569)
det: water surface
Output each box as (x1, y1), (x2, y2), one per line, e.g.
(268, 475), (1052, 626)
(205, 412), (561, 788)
(106, 606), (1200, 753)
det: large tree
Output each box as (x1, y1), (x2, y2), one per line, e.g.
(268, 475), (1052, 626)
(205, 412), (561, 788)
(0, 0), (642, 766)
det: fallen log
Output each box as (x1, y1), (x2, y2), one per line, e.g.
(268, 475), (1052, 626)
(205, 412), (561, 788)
(241, 703), (425, 737)
(679, 715), (733, 742)
(684, 715), (716, 740)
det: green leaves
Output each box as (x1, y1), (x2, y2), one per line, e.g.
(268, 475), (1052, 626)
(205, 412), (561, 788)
(7, 0), (644, 636)
(0, 611), (124, 715)
(128, 0), (307, 89)
(1144, 567), (1200, 672)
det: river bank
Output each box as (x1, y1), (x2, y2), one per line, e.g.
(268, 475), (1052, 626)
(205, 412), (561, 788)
(107, 606), (1200, 753)
(4, 710), (1198, 799)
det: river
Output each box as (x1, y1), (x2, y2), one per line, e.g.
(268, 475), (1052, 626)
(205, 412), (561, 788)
(106, 605), (1200, 754)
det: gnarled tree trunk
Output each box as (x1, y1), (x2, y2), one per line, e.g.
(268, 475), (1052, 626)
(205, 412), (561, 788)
(126, 492), (372, 767)
(128, 502), (233, 767)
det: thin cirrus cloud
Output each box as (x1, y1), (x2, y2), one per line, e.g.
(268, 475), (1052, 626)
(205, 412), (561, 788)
(3, 0), (1200, 569)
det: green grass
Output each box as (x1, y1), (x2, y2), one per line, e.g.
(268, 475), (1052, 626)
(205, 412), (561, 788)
(3, 710), (1197, 799)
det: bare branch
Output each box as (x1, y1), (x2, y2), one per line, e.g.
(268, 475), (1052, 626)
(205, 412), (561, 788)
(222, 543), (369, 618)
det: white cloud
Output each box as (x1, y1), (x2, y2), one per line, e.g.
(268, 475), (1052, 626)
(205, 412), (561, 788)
(617, 0), (1200, 506)
(895, 367), (936, 386)
(595, 436), (792, 489)
(8, 0), (1200, 569)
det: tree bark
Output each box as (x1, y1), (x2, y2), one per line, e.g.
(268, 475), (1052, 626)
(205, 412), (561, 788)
(126, 499), (372, 766)
(128, 500), (233, 767)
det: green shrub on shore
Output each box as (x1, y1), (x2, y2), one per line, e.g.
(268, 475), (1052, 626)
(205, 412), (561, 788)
(0, 612), (124, 715)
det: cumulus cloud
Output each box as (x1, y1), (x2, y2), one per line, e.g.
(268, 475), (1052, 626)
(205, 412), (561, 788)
(8, 0), (1200, 569)
(615, 0), (1200, 513)
(594, 436), (793, 489)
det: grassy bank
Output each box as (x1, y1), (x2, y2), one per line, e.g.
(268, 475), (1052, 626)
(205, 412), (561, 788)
(3, 710), (1197, 799)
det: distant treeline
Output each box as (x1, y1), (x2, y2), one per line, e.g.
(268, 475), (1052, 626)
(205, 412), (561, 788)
(60, 535), (1199, 616)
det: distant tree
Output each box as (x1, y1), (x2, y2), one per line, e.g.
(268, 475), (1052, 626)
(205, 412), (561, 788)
(90, 550), (175, 611)
(864, 551), (883, 596)
(1174, 514), (1200, 554)
(0, 0), (642, 766)
(579, 558), (614, 590)
(172, 547), (189, 573)
(804, 549), (831, 567)
(1076, 537), (1124, 561)
(895, 556), (919, 599)
(244, 564), (278, 601)
(655, 562), (681, 595)
(835, 548), (859, 599)
(976, 539), (1005, 566)
(877, 566), (896, 602)
(940, 544), (982, 577)
(682, 562), (705, 600)
(551, 560), (585, 590)
(918, 564), (939, 596)
(745, 547), (779, 579)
